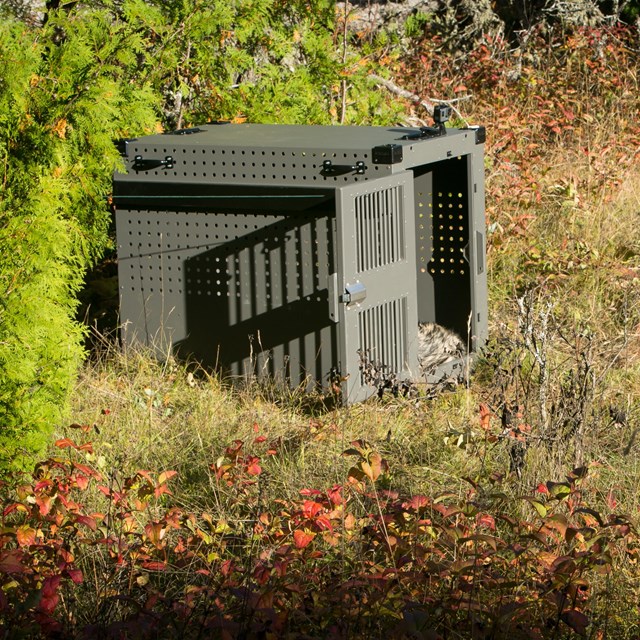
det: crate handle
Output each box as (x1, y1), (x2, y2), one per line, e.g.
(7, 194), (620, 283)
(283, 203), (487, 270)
(133, 155), (175, 171)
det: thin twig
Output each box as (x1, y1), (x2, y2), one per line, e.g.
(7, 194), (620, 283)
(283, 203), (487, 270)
(368, 73), (472, 125)
(339, 1), (351, 124)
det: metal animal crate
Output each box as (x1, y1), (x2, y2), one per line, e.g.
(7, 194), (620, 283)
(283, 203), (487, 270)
(113, 121), (487, 402)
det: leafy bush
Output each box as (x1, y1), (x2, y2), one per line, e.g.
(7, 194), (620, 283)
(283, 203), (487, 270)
(1, 427), (637, 638)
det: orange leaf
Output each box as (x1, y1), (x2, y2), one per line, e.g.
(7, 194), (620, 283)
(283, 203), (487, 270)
(145, 522), (164, 547)
(246, 457), (262, 476)
(158, 470), (177, 485)
(361, 452), (383, 482)
(51, 118), (67, 139)
(141, 561), (167, 571)
(293, 529), (315, 549)
(74, 474), (90, 490)
(55, 437), (76, 449)
(36, 494), (54, 516)
(16, 525), (37, 547)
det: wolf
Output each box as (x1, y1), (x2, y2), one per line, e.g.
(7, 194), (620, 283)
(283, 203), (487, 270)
(417, 322), (466, 375)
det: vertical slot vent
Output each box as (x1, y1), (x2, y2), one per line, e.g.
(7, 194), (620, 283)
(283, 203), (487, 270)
(355, 185), (404, 273)
(358, 297), (407, 375)
(476, 231), (484, 275)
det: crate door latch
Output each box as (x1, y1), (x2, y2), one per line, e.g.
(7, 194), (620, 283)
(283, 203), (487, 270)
(343, 281), (367, 305)
(328, 276), (367, 321)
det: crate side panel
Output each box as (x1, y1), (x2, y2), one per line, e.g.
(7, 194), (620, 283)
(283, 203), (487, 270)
(117, 207), (338, 388)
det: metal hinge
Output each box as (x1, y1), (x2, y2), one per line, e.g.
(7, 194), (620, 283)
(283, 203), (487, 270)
(133, 155), (174, 171)
(321, 160), (367, 176)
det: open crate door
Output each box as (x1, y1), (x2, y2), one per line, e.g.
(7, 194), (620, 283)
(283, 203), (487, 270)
(334, 171), (419, 402)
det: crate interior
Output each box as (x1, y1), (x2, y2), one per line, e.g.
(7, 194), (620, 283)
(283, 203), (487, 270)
(414, 156), (474, 343)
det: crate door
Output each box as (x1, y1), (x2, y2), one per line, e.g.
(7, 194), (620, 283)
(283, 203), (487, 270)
(335, 171), (418, 402)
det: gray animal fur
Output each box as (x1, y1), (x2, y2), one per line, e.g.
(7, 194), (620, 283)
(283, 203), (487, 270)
(417, 322), (465, 374)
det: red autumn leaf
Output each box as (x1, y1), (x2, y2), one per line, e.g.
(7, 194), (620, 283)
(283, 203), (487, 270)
(54, 438), (92, 453)
(136, 470), (155, 485)
(140, 561), (167, 571)
(39, 576), (62, 614)
(476, 513), (496, 531)
(561, 609), (589, 635)
(220, 559), (234, 577)
(245, 457), (262, 476)
(154, 484), (173, 498)
(315, 515), (333, 531)
(407, 495), (430, 510)
(66, 568), (84, 584)
(225, 440), (244, 459)
(75, 514), (97, 531)
(3, 502), (29, 517)
(0, 550), (25, 573)
(254, 435), (267, 443)
(55, 437), (76, 449)
(74, 474), (90, 490)
(293, 529), (315, 549)
(73, 463), (98, 478)
(302, 500), (324, 519)
(34, 479), (53, 492)
(300, 488), (322, 497)
(327, 485), (344, 505)
(36, 494), (54, 516)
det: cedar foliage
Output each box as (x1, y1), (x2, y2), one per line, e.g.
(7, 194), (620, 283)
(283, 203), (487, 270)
(0, 10), (158, 465)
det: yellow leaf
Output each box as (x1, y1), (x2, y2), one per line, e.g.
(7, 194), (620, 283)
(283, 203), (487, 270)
(51, 118), (67, 139)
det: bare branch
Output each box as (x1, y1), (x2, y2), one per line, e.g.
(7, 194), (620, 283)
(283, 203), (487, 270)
(368, 74), (472, 125)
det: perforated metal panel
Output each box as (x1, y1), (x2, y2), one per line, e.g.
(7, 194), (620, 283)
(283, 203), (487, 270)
(117, 197), (338, 387)
(114, 122), (488, 402)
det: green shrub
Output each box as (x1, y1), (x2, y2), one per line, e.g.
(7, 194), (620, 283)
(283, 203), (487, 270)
(0, 14), (157, 466)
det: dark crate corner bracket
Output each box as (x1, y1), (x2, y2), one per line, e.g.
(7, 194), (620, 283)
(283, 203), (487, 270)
(113, 122), (487, 403)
